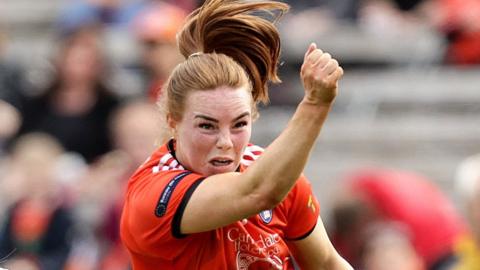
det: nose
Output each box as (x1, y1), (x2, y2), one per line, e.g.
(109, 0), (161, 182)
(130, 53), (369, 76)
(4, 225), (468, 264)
(216, 129), (233, 150)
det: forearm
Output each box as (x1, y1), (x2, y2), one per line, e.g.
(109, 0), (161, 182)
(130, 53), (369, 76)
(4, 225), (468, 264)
(243, 100), (332, 204)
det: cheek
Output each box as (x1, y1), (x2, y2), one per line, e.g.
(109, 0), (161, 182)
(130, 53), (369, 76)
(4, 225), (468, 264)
(187, 131), (217, 157)
(232, 130), (251, 151)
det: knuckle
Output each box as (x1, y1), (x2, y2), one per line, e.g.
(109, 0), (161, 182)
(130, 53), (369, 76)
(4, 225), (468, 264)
(311, 50), (320, 57)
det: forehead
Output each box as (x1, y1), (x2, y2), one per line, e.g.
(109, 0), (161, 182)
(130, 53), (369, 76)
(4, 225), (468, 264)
(184, 86), (252, 118)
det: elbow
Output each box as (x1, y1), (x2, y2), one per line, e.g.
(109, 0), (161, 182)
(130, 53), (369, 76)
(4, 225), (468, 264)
(242, 171), (296, 211)
(262, 195), (282, 211)
(253, 197), (279, 213)
(251, 188), (286, 211)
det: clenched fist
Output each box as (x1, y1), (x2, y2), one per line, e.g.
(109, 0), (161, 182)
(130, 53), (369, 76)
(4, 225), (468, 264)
(300, 43), (343, 106)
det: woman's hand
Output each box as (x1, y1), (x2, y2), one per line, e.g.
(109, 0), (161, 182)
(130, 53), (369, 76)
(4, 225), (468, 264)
(300, 43), (343, 106)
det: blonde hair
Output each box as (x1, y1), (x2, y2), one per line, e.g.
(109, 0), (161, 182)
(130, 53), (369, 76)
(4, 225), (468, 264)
(162, 0), (289, 122)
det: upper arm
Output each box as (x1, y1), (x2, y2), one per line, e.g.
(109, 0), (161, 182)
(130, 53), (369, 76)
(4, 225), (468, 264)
(288, 218), (353, 270)
(180, 171), (271, 235)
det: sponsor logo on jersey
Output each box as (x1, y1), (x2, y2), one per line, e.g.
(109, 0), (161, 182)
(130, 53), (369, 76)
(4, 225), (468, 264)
(259, 210), (273, 224)
(155, 171), (191, 217)
(226, 228), (283, 269)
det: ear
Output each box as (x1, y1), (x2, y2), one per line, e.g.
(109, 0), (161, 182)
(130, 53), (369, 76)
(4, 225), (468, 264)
(166, 113), (179, 139)
(166, 113), (177, 134)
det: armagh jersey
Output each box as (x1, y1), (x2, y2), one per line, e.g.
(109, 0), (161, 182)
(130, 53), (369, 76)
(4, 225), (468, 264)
(120, 140), (320, 270)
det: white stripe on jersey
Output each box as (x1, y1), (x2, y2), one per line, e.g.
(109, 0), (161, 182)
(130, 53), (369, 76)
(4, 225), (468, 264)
(170, 160), (179, 168)
(152, 153), (185, 173)
(241, 144), (264, 167)
(160, 153), (173, 165)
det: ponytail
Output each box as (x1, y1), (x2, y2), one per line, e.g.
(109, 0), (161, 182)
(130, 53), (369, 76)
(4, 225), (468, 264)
(177, 0), (289, 104)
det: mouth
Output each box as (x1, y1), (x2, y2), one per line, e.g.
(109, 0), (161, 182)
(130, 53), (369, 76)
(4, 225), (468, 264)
(209, 158), (234, 167)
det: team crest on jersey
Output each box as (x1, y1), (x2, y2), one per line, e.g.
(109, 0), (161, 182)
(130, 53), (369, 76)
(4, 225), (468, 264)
(259, 209), (273, 224)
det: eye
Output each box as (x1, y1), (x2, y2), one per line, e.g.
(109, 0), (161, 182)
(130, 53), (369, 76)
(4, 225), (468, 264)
(199, 123), (215, 130)
(234, 121), (248, 129)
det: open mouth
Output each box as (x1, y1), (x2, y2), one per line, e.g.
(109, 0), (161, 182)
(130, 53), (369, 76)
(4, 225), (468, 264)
(210, 158), (233, 167)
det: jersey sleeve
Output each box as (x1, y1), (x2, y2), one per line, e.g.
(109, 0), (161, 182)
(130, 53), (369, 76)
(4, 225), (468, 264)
(282, 175), (320, 241)
(121, 170), (205, 259)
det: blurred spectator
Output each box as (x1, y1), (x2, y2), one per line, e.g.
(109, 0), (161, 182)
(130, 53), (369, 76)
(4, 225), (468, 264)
(10, 26), (120, 163)
(65, 151), (131, 270)
(361, 222), (426, 270)
(57, 0), (196, 35)
(0, 28), (24, 155)
(331, 168), (466, 270)
(110, 98), (162, 164)
(55, 0), (196, 99)
(57, 0), (144, 35)
(99, 99), (160, 270)
(65, 99), (159, 270)
(55, 0), (147, 99)
(424, 0), (480, 65)
(0, 133), (74, 270)
(453, 154), (480, 270)
(378, 0), (480, 65)
(133, 1), (187, 101)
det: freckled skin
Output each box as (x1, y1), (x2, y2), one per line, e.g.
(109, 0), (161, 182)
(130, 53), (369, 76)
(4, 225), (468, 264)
(173, 86), (252, 176)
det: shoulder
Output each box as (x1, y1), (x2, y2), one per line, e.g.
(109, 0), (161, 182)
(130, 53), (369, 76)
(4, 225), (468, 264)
(121, 143), (205, 255)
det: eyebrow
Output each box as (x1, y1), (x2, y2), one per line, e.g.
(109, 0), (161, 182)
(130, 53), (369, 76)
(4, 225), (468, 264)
(194, 112), (250, 123)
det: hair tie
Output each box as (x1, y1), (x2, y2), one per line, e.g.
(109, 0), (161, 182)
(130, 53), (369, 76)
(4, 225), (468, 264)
(189, 52), (203, 58)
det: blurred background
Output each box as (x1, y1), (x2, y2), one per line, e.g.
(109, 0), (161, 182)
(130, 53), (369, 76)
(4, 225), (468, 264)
(0, 0), (479, 269)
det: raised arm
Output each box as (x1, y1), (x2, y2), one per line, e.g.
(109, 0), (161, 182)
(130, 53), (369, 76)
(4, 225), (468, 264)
(180, 43), (344, 234)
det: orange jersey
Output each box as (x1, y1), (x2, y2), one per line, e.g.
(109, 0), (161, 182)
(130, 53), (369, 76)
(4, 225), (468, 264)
(120, 140), (320, 269)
